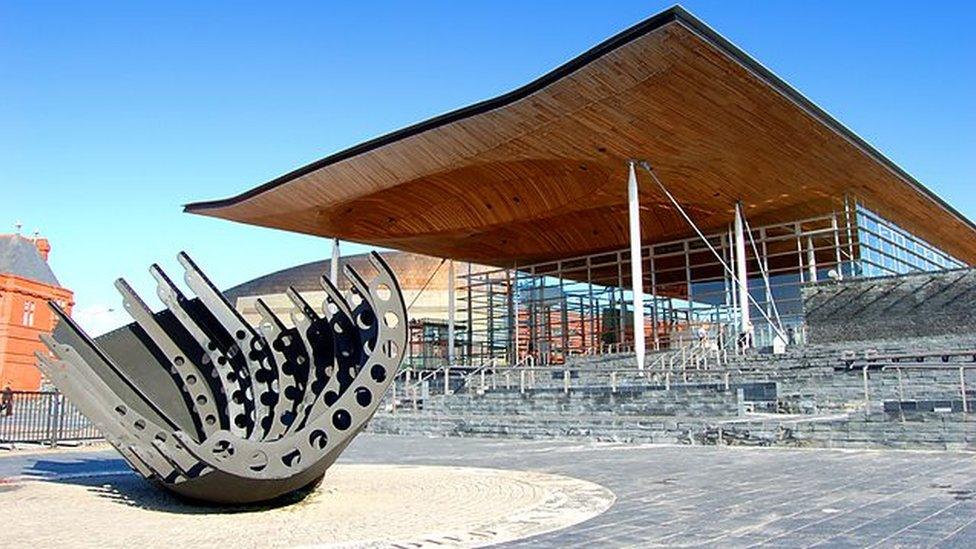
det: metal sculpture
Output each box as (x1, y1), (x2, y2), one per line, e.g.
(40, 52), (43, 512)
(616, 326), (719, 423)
(37, 251), (406, 504)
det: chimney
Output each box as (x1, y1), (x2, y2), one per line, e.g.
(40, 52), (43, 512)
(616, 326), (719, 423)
(34, 237), (51, 262)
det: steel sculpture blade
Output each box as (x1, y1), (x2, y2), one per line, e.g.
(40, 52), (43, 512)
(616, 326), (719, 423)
(37, 251), (406, 504)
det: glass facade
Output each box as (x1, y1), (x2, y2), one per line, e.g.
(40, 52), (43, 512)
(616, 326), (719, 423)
(855, 204), (963, 277)
(454, 199), (967, 366)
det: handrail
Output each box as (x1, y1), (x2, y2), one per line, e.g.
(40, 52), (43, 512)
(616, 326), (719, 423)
(849, 359), (976, 414)
(842, 348), (976, 368)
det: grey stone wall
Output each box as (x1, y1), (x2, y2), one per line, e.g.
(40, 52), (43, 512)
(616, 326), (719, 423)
(801, 268), (976, 343)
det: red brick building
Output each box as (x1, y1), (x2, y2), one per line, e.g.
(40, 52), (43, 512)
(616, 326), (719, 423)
(0, 233), (74, 390)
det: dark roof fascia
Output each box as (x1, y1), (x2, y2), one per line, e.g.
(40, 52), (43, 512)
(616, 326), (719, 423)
(183, 6), (683, 212)
(184, 5), (975, 237)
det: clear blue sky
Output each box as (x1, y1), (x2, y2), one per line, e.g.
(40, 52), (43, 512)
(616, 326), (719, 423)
(3, 1), (974, 334)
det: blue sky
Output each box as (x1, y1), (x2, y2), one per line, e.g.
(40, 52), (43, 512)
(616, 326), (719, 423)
(3, 1), (974, 334)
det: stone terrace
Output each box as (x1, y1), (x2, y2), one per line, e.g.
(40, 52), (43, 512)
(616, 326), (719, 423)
(371, 334), (976, 451)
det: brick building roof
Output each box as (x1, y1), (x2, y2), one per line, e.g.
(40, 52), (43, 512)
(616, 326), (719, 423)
(0, 234), (60, 286)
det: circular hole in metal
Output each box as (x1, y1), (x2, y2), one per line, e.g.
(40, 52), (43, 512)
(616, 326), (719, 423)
(332, 409), (351, 430)
(186, 374), (197, 385)
(281, 449), (302, 467)
(384, 340), (399, 359)
(248, 450), (268, 472)
(357, 310), (374, 330)
(355, 387), (372, 407)
(205, 415), (217, 426)
(234, 414), (249, 428)
(383, 312), (400, 329)
(212, 440), (234, 459)
(309, 429), (328, 450)
(133, 419), (146, 431)
(195, 395), (207, 406)
(370, 364), (386, 383)
(323, 390), (339, 406)
(376, 283), (391, 301)
(235, 330), (246, 340)
(173, 356), (185, 366)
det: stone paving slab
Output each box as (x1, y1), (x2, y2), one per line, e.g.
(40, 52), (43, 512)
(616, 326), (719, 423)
(0, 463), (612, 548)
(2, 434), (976, 547)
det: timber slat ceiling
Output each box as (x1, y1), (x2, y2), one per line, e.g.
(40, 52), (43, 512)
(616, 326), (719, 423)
(185, 6), (976, 268)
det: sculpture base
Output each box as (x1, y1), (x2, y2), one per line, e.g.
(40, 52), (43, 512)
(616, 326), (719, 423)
(6, 463), (614, 547)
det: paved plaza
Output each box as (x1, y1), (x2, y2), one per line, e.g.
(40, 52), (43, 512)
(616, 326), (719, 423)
(2, 434), (975, 547)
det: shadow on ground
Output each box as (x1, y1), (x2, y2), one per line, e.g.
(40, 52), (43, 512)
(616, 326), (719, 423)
(24, 457), (319, 515)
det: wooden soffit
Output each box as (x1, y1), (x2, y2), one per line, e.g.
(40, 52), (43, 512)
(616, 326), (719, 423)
(185, 6), (976, 268)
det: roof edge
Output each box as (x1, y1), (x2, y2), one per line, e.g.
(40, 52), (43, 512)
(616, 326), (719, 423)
(183, 5), (684, 213)
(184, 5), (975, 238)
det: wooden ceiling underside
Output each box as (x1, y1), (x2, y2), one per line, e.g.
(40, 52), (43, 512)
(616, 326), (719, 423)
(186, 8), (976, 268)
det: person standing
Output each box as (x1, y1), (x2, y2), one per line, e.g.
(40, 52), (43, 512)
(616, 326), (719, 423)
(1, 384), (13, 417)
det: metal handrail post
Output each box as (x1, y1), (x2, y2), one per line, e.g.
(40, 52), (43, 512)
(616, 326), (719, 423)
(862, 365), (870, 411)
(960, 367), (968, 413)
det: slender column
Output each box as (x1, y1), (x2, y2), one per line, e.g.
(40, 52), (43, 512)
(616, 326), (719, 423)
(650, 253), (659, 350)
(330, 238), (340, 284)
(807, 236), (818, 282)
(728, 226), (738, 335)
(628, 161), (646, 370)
(844, 195), (857, 278)
(513, 266), (521, 363)
(447, 259), (455, 365)
(466, 262), (473, 364)
(734, 202), (751, 345)
(831, 213), (843, 280)
(507, 269), (515, 364)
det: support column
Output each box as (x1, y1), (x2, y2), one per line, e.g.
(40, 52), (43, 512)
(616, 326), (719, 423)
(447, 259), (455, 366)
(627, 161), (646, 370)
(734, 202), (751, 347)
(330, 238), (340, 284)
(807, 236), (818, 282)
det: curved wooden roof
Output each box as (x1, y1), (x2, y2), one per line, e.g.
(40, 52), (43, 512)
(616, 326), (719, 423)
(185, 6), (976, 267)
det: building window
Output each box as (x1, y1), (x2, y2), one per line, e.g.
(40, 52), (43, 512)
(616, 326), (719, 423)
(22, 301), (36, 327)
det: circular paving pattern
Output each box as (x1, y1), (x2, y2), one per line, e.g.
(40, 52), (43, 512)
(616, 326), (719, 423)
(4, 464), (614, 548)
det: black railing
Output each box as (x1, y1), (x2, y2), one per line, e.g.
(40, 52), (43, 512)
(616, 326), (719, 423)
(0, 391), (101, 446)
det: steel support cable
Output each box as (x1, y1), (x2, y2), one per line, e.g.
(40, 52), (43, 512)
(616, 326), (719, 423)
(407, 258), (447, 313)
(637, 161), (787, 342)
